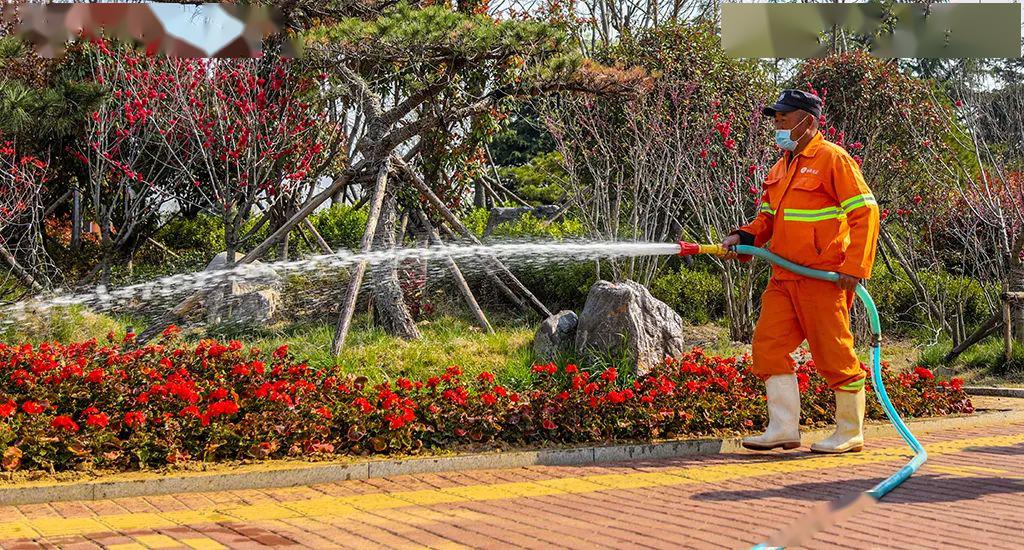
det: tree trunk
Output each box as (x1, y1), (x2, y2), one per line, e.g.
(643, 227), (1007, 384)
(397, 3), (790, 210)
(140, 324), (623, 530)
(331, 163), (392, 355)
(370, 191), (420, 340)
(413, 208), (493, 333)
(71, 187), (82, 251)
(474, 180), (486, 209)
(1010, 262), (1024, 343)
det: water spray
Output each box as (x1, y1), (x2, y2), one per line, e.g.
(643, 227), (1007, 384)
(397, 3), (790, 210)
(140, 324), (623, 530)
(677, 240), (927, 548)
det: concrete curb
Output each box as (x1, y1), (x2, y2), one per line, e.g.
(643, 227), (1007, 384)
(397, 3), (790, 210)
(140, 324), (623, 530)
(1, 402), (1022, 506)
(966, 386), (1024, 398)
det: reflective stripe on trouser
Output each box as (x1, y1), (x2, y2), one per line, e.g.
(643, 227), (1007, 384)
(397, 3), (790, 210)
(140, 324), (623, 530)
(751, 277), (866, 391)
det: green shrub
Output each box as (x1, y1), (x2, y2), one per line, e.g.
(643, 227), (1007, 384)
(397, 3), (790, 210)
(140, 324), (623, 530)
(497, 151), (568, 205)
(490, 213), (585, 240)
(650, 267), (726, 324)
(155, 214), (225, 252)
(307, 204), (368, 252)
(463, 208), (491, 239)
(865, 264), (996, 338)
(508, 261), (598, 311)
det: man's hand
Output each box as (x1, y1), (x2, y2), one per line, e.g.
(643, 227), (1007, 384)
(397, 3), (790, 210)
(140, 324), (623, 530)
(836, 273), (860, 291)
(720, 234), (741, 260)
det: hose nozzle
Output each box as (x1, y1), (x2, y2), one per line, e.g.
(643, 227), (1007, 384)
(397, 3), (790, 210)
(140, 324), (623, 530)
(678, 241), (727, 257)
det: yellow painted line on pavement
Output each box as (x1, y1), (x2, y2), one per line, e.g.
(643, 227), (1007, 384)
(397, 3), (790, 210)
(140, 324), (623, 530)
(181, 538), (228, 550)
(2, 432), (1023, 541)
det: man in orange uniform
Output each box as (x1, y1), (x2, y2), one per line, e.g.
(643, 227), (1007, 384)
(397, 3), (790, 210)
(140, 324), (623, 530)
(721, 90), (880, 454)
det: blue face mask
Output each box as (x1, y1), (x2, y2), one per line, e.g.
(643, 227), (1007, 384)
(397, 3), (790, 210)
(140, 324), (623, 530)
(775, 116), (811, 151)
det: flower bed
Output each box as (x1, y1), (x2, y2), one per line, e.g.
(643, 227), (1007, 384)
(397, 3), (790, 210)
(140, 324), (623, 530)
(0, 327), (972, 472)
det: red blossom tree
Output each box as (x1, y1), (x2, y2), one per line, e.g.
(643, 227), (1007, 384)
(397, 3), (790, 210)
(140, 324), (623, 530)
(84, 39), (332, 266)
(0, 139), (50, 294)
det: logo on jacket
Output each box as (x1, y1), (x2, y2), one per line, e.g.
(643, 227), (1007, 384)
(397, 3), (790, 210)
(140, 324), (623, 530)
(799, 167), (819, 175)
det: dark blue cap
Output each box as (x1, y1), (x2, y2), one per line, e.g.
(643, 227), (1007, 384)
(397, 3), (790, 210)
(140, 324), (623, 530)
(762, 89), (822, 118)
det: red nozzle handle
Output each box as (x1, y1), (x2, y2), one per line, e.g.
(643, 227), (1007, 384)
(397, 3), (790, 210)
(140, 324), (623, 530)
(678, 241), (701, 256)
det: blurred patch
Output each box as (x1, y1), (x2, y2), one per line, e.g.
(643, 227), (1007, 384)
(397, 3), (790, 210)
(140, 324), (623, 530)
(2, 2), (300, 58)
(722, 3), (1021, 58)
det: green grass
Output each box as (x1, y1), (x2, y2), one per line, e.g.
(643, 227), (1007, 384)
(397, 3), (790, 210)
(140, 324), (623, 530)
(2, 308), (541, 387)
(919, 336), (1024, 383)
(0, 305), (139, 345)
(231, 315), (538, 387)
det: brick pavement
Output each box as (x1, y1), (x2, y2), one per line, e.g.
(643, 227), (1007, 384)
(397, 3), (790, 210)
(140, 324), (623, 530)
(0, 422), (1021, 549)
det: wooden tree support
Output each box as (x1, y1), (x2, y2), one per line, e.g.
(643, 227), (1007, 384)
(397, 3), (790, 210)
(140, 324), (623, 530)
(331, 163), (391, 355)
(395, 156), (552, 319)
(413, 208), (493, 334)
(944, 311), (1002, 364)
(0, 243), (43, 293)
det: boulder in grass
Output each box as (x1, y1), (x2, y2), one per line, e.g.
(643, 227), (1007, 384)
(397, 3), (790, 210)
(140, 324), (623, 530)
(204, 251), (283, 326)
(533, 310), (578, 361)
(574, 280), (685, 376)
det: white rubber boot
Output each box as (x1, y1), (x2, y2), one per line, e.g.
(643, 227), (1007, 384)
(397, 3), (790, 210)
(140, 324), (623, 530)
(742, 374), (802, 451)
(811, 388), (866, 453)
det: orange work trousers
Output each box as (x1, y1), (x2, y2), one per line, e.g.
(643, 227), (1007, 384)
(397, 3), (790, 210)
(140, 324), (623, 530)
(751, 277), (866, 392)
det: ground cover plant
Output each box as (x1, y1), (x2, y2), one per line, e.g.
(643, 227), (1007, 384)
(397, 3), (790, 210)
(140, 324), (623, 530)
(0, 329), (971, 473)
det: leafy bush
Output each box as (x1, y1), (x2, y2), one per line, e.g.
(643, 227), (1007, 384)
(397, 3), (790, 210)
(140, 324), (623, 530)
(491, 213), (585, 240)
(155, 215), (225, 252)
(497, 151), (568, 205)
(865, 264), (995, 338)
(650, 267), (726, 324)
(463, 207), (491, 238)
(0, 335), (970, 472)
(307, 204), (368, 252)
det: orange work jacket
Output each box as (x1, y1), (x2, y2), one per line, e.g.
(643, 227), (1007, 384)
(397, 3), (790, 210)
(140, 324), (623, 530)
(735, 132), (880, 280)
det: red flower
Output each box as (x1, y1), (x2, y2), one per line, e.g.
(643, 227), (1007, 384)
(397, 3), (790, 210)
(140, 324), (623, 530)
(21, 401), (45, 415)
(273, 345), (289, 359)
(208, 388), (229, 400)
(600, 368), (617, 382)
(206, 401), (239, 418)
(0, 400), (15, 417)
(85, 369), (104, 384)
(162, 325), (181, 339)
(124, 411), (146, 428)
(314, 407), (332, 419)
(542, 419), (556, 430)
(51, 415), (80, 432)
(353, 397), (374, 414)
(477, 371), (495, 384)
(564, 364), (579, 374)
(480, 393), (497, 406)
(950, 378), (964, 391)
(914, 367), (934, 380)
(86, 413), (109, 429)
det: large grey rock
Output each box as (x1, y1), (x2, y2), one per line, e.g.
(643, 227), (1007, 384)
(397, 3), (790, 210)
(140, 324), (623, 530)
(205, 251), (246, 272)
(533, 310), (578, 361)
(205, 282), (283, 326)
(483, 205), (561, 237)
(575, 280), (685, 376)
(203, 252), (283, 325)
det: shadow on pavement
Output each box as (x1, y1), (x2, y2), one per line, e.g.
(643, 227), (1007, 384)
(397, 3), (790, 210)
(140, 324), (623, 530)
(962, 441), (1024, 456)
(690, 474), (1024, 504)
